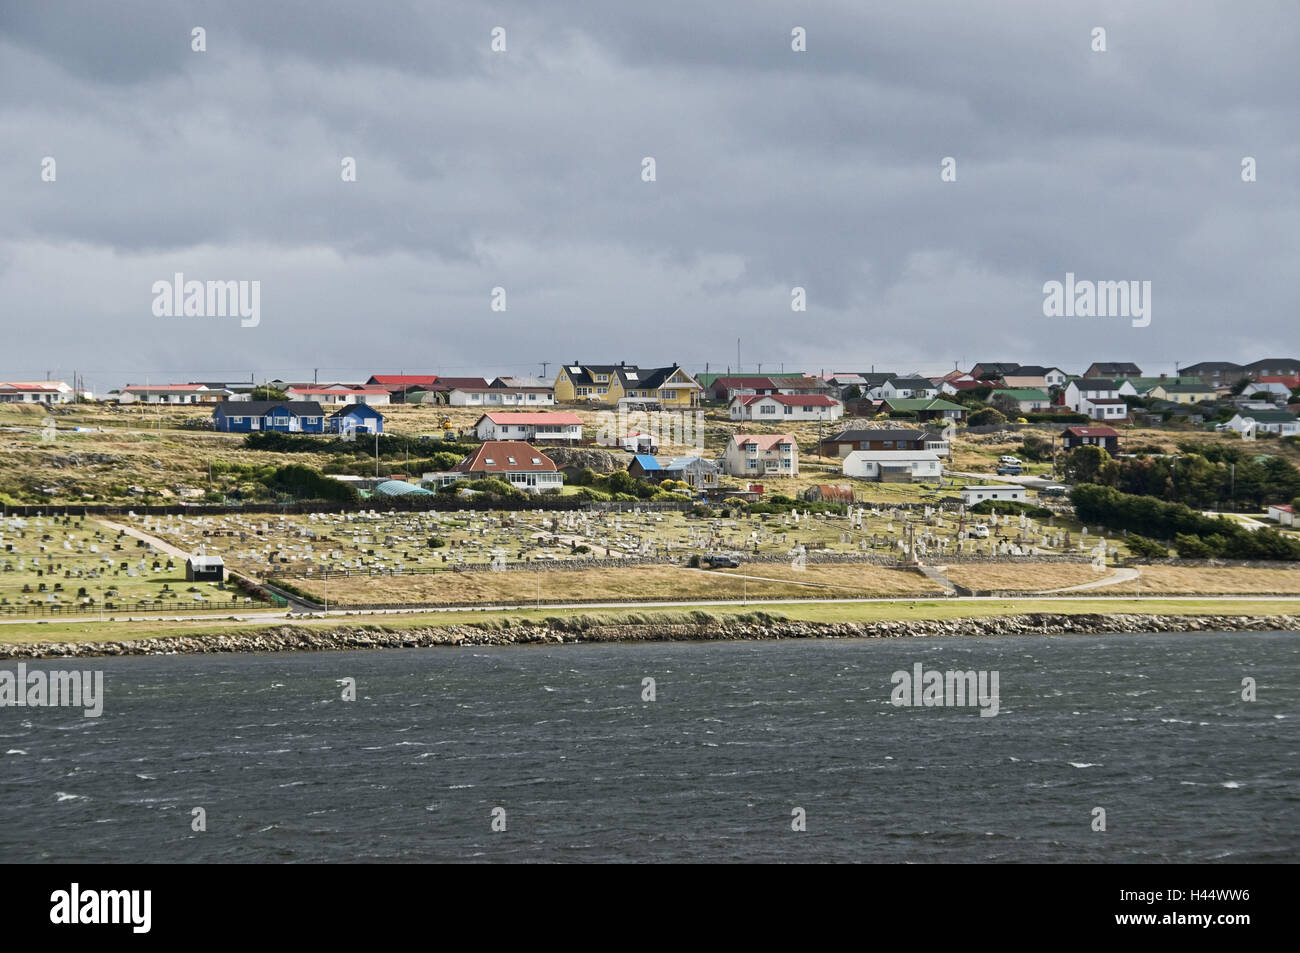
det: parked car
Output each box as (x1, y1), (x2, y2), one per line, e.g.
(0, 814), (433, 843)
(998, 455), (1022, 466)
(1039, 485), (1068, 497)
(700, 554), (740, 569)
(970, 523), (990, 539)
(996, 464), (1023, 475)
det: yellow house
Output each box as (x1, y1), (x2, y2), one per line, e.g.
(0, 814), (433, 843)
(553, 363), (702, 407)
(1148, 383), (1216, 404)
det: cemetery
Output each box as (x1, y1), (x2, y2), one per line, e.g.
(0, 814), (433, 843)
(114, 500), (1124, 607)
(0, 513), (272, 617)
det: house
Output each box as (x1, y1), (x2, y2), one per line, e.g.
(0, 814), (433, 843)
(1243, 358), (1300, 378)
(284, 386), (392, 405)
(1178, 361), (1246, 387)
(1002, 367), (1068, 390)
(941, 378), (998, 396)
(366, 374), (443, 403)
(211, 401), (326, 433)
(881, 397), (967, 421)
(1226, 410), (1300, 436)
(728, 393), (843, 422)
(1079, 397), (1129, 421)
(1148, 383), (1216, 405)
(1084, 362), (1143, 380)
(1240, 381), (1292, 403)
(824, 373), (869, 398)
(1266, 504), (1295, 526)
(1255, 374), (1300, 392)
(554, 362), (702, 407)
(991, 388), (1051, 413)
(662, 456), (720, 490)
(448, 386), (555, 406)
(842, 450), (943, 483)
(1064, 379), (1121, 411)
(1061, 425), (1120, 453)
(818, 428), (947, 458)
(116, 384), (231, 404)
(185, 553), (224, 582)
(0, 381), (74, 404)
(451, 441), (563, 493)
(627, 454), (663, 482)
(869, 376), (940, 400)
(328, 404), (384, 435)
(473, 412), (583, 443)
(960, 485), (1026, 505)
(722, 434), (799, 478)
(968, 363), (1021, 380)
(1115, 375), (1205, 398)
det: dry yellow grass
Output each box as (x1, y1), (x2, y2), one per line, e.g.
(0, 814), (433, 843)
(285, 562), (939, 605)
(941, 562), (1108, 592)
(1108, 565), (1300, 595)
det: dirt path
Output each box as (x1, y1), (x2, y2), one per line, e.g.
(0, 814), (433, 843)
(1039, 566), (1141, 593)
(94, 519), (191, 560)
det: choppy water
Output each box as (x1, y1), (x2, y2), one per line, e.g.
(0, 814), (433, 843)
(1, 630), (1296, 862)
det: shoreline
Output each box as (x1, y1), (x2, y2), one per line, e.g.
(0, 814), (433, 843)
(1, 611), (1296, 660)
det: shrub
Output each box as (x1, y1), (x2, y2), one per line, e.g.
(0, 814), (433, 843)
(1124, 534), (1169, 559)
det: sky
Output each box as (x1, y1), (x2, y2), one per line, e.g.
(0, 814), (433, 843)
(1, 0), (1297, 394)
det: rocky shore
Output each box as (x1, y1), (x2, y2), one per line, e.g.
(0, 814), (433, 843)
(2, 612), (1297, 659)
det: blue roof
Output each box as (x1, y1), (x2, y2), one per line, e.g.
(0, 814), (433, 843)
(632, 454), (662, 469)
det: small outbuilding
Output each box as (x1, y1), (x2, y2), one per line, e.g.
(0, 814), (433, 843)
(960, 485), (1026, 505)
(186, 553), (225, 582)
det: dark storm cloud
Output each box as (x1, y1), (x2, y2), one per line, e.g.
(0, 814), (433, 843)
(0, 0), (1296, 390)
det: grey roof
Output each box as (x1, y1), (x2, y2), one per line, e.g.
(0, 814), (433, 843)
(212, 400), (325, 416)
(823, 428), (934, 443)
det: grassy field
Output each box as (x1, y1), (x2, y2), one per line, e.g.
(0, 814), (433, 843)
(1107, 565), (1300, 595)
(2, 597), (1297, 646)
(940, 562), (1109, 592)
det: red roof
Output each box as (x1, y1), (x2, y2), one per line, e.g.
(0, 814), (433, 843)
(288, 387), (391, 396)
(736, 394), (839, 407)
(1258, 375), (1300, 389)
(734, 433), (798, 451)
(478, 412), (582, 425)
(453, 441), (558, 473)
(1270, 504), (1294, 513)
(1063, 426), (1120, 437)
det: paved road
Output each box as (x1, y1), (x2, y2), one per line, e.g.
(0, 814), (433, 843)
(947, 470), (1064, 490)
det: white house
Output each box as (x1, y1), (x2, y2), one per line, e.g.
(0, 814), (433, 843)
(870, 377), (940, 400)
(1226, 411), (1300, 436)
(116, 384), (231, 404)
(842, 450), (942, 483)
(1266, 504), (1294, 526)
(473, 412), (583, 443)
(0, 381), (74, 404)
(1241, 381), (1291, 403)
(960, 485), (1027, 505)
(284, 386), (392, 405)
(721, 433), (799, 478)
(1079, 396), (1129, 421)
(1064, 378), (1121, 412)
(729, 394), (843, 422)
(448, 386), (555, 407)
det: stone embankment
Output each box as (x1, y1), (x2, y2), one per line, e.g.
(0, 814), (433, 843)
(2, 613), (1296, 659)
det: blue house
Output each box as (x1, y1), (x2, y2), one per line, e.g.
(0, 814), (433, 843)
(211, 401), (327, 434)
(627, 454), (663, 482)
(329, 404), (385, 435)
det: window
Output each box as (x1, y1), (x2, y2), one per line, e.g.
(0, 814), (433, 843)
(485, 458), (495, 465)
(507, 457), (517, 464)
(784, 405), (793, 414)
(531, 458), (542, 464)
(760, 404), (775, 415)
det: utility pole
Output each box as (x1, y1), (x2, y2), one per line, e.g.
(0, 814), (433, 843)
(375, 430), (380, 477)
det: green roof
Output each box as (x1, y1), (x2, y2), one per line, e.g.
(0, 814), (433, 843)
(1240, 410), (1297, 422)
(1117, 376), (1205, 392)
(996, 388), (1050, 401)
(884, 397), (965, 412)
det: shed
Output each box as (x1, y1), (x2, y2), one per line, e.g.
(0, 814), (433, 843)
(186, 554), (225, 582)
(959, 485), (1026, 505)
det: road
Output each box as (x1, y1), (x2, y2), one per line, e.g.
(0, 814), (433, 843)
(947, 469), (1064, 490)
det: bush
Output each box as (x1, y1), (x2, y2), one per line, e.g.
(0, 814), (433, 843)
(428, 536), (447, 548)
(1174, 533), (1215, 559)
(968, 500), (1052, 518)
(967, 407), (1006, 427)
(1124, 534), (1169, 559)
